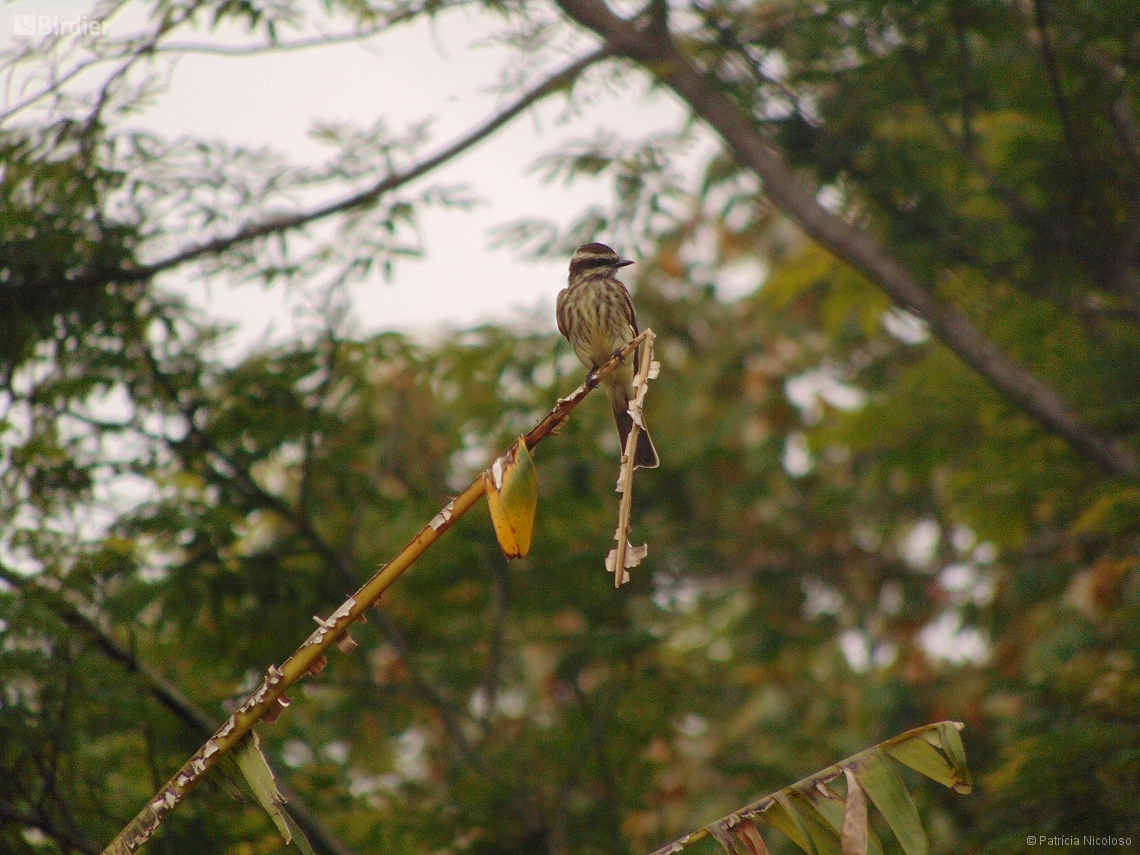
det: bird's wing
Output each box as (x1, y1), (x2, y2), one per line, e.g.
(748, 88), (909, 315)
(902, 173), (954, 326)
(555, 288), (569, 338)
(621, 283), (641, 374)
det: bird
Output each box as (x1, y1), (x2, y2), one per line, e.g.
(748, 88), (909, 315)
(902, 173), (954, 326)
(556, 242), (659, 469)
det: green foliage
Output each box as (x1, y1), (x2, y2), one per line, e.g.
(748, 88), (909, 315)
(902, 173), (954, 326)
(0, 125), (140, 373)
(666, 722), (970, 855)
(2, 0), (1140, 853)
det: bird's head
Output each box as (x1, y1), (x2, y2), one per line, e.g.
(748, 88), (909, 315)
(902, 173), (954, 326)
(568, 243), (634, 280)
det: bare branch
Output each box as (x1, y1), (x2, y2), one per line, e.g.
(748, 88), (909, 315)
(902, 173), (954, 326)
(694, 5), (820, 128)
(901, 47), (1073, 252)
(607, 333), (655, 587)
(154, 21), (400, 56)
(1032, 0), (1087, 186)
(953, 12), (975, 156)
(554, 0), (1136, 476)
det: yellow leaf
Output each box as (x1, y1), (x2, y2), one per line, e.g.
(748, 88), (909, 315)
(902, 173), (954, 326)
(484, 438), (538, 559)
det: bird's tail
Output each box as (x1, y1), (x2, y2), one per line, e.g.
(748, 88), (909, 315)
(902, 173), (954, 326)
(611, 397), (659, 469)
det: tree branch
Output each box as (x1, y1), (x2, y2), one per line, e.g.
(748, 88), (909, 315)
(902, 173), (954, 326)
(153, 18), (408, 57)
(99, 332), (652, 854)
(553, 0), (1136, 476)
(480, 559), (510, 738)
(104, 48), (609, 286)
(368, 606), (490, 772)
(953, 12), (976, 156)
(900, 48), (1084, 264)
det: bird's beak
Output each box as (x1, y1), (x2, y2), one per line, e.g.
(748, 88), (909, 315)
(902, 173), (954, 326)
(616, 258), (634, 268)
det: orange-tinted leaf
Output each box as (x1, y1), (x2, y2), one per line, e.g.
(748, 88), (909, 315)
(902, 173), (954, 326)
(737, 820), (772, 855)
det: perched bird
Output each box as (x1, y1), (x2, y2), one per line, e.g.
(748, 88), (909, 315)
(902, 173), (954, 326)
(556, 242), (659, 469)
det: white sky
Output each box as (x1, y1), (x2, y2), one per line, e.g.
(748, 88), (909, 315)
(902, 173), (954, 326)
(4, 0), (718, 356)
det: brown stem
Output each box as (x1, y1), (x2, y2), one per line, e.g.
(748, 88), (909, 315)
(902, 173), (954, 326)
(99, 333), (649, 854)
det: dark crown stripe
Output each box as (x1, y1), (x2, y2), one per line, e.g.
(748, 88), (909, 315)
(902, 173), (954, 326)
(577, 242), (615, 255)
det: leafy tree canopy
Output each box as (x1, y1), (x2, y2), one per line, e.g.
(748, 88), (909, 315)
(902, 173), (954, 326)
(1, 0), (1138, 853)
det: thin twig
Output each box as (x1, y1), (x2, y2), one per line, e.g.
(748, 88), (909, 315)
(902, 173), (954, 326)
(607, 332), (656, 587)
(901, 47), (1068, 248)
(152, 17), (412, 56)
(481, 559), (510, 738)
(694, 4), (820, 128)
(368, 607), (488, 771)
(1033, 0), (1086, 186)
(954, 13), (975, 156)
(571, 679), (623, 852)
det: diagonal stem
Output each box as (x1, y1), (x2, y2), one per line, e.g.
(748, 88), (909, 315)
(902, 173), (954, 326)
(0, 564), (358, 855)
(100, 332), (650, 854)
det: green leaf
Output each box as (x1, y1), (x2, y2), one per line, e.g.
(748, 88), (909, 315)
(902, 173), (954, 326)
(787, 790), (844, 855)
(850, 748), (928, 855)
(234, 731), (315, 855)
(885, 721), (972, 794)
(931, 722), (972, 794)
(1071, 487), (1140, 535)
(763, 792), (816, 854)
(677, 724), (966, 855)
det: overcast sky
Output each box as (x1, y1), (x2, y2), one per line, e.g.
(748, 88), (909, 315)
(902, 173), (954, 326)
(4, 0), (723, 355)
